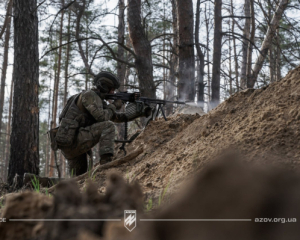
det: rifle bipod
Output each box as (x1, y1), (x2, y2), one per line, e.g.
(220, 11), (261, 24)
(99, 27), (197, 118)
(114, 121), (143, 156)
(120, 120), (128, 156)
(115, 104), (170, 156)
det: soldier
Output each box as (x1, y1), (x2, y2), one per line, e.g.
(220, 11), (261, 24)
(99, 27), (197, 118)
(54, 71), (128, 176)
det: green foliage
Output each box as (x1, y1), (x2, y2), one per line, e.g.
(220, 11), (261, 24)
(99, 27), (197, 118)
(158, 174), (172, 207)
(146, 198), (153, 212)
(31, 175), (40, 193)
(87, 167), (96, 182)
(70, 169), (74, 178)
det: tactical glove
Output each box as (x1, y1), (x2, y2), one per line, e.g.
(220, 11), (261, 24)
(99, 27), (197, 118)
(114, 113), (128, 122)
(112, 99), (123, 110)
(107, 103), (117, 112)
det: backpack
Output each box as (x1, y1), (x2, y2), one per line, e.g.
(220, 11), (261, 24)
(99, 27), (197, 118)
(48, 94), (80, 149)
(59, 94), (80, 123)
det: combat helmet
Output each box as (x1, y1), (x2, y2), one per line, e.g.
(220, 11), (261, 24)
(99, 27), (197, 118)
(93, 71), (120, 93)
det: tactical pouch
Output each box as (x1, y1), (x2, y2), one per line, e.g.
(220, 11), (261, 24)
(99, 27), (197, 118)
(48, 127), (59, 151)
(55, 118), (79, 147)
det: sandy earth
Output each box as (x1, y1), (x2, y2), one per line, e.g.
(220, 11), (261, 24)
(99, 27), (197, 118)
(1, 66), (300, 239)
(89, 65), (300, 205)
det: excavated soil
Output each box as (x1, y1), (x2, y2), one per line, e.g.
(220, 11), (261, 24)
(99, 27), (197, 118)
(1, 66), (300, 239)
(87, 65), (300, 204)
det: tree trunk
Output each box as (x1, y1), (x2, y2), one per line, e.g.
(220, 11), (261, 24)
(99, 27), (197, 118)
(64, 11), (71, 106)
(269, 46), (274, 82)
(2, 132), (6, 179)
(75, 0), (95, 77)
(230, 0), (239, 92)
(195, 0), (205, 107)
(54, 7), (64, 129)
(0, 0), (12, 135)
(49, 58), (58, 177)
(45, 75), (53, 176)
(49, 12), (64, 178)
(85, 15), (89, 89)
(204, 4), (211, 109)
(8, 0), (39, 187)
(240, 0), (251, 89)
(117, 0), (126, 91)
(246, 0), (255, 85)
(211, 0), (222, 107)
(127, 0), (155, 98)
(61, 10), (71, 178)
(0, 0), (13, 41)
(163, 1), (166, 101)
(275, 28), (281, 81)
(176, 0), (195, 102)
(166, 0), (178, 115)
(248, 0), (289, 88)
(228, 21), (233, 95)
(268, 6), (275, 83)
(4, 78), (13, 181)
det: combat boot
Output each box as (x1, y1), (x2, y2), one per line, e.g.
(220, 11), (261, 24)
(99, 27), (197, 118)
(100, 153), (113, 165)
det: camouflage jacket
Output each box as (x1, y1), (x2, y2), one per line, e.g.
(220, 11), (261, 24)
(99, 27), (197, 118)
(77, 89), (127, 124)
(54, 89), (126, 148)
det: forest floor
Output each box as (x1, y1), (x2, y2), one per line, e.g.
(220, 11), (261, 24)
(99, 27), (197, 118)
(1, 66), (300, 239)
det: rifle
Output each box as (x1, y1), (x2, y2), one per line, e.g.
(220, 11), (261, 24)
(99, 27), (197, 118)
(105, 92), (185, 155)
(105, 92), (185, 121)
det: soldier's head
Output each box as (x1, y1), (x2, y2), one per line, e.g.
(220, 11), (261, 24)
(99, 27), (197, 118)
(93, 71), (120, 94)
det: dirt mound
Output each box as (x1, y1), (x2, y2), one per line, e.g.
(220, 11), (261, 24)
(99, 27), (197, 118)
(87, 66), (300, 205)
(0, 173), (144, 240)
(0, 191), (53, 240)
(89, 113), (202, 204)
(141, 153), (300, 240)
(1, 66), (300, 239)
(1, 154), (300, 240)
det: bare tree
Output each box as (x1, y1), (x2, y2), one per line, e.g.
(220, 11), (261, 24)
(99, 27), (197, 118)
(0, 0), (13, 40)
(64, 10), (71, 106)
(74, 0), (95, 77)
(0, 0), (13, 136)
(204, 4), (211, 108)
(166, 0), (179, 115)
(248, 0), (289, 88)
(117, 0), (126, 91)
(127, 0), (155, 98)
(195, 0), (205, 106)
(8, 0), (39, 187)
(240, 0), (251, 89)
(275, 28), (281, 81)
(246, 0), (255, 86)
(176, 0), (195, 101)
(4, 79), (13, 181)
(211, 0), (222, 106)
(230, 0), (239, 92)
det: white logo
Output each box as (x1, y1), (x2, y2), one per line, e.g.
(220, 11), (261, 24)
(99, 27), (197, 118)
(124, 210), (136, 232)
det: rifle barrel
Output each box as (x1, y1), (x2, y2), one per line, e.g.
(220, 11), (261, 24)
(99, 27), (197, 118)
(105, 93), (185, 105)
(139, 97), (185, 105)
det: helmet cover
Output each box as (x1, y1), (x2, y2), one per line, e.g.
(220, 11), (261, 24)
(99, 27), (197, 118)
(93, 71), (120, 92)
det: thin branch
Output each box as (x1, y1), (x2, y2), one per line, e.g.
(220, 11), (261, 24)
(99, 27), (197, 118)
(222, 15), (251, 19)
(150, 33), (175, 42)
(0, 0), (13, 41)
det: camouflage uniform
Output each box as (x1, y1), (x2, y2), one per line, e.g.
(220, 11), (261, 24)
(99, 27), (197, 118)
(58, 89), (126, 176)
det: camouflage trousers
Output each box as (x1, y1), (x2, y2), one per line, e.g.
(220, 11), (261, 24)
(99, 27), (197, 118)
(59, 121), (115, 176)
